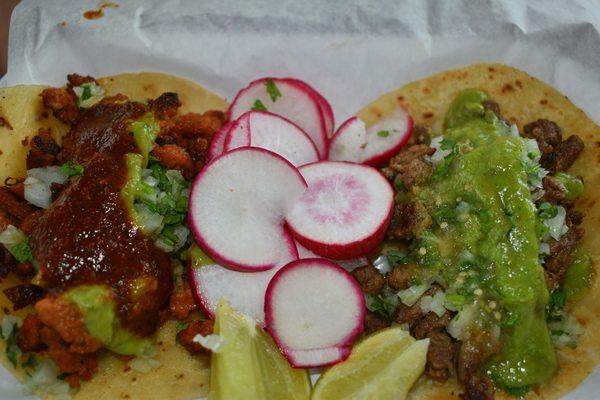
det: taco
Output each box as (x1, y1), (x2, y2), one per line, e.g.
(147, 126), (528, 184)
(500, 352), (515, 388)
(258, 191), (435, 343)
(0, 72), (226, 399)
(353, 63), (598, 399)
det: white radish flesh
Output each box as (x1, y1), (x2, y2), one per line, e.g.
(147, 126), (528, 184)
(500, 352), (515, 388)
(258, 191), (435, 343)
(224, 111), (319, 167)
(188, 147), (306, 271)
(228, 78), (328, 159)
(286, 161), (394, 259)
(265, 258), (365, 368)
(328, 106), (413, 167)
(287, 78), (334, 138)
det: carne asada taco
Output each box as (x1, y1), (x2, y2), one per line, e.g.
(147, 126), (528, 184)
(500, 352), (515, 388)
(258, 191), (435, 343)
(354, 63), (598, 399)
(0, 72), (226, 399)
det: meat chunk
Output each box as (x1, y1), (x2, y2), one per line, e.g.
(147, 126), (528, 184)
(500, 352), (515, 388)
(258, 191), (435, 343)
(168, 111), (226, 140)
(382, 144), (435, 189)
(0, 246), (15, 278)
(3, 284), (45, 311)
(0, 186), (37, 221)
(149, 92), (181, 119)
(66, 74), (96, 90)
(412, 311), (453, 340)
(566, 208), (584, 226)
(387, 263), (417, 291)
(363, 311), (390, 335)
(523, 119), (562, 155)
(169, 282), (197, 321)
(387, 201), (431, 239)
(151, 144), (195, 179)
(0, 208), (17, 232)
(552, 135), (585, 172)
(35, 297), (103, 354)
(461, 375), (495, 400)
(17, 314), (46, 352)
(544, 226), (584, 289)
(424, 330), (455, 381)
(542, 175), (565, 203)
(393, 303), (423, 329)
(412, 125), (430, 145)
(482, 100), (509, 125)
(27, 128), (61, 169)
(176, 319), (215, 355)
(351, 265), (384, 295)
(40, 87), (79, 125)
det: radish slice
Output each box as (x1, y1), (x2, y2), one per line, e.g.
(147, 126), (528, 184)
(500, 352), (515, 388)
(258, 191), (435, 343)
(189, 147), (307, 271)
(328, 106), (413, 167)
(265, 258), (365, 367)
(228, 78), (328, 159)
(188, 250), (297, 326)
(287, 79), (334, 138)
(296, 242), (368, 272)
(207, 121), (234, 163)
(224, 111), (319, 167)
(286, 161), (393, 259)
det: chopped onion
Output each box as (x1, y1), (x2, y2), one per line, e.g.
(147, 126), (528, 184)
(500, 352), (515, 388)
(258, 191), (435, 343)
(24, 177), (53, 208)
(134, 203), (164, 235)
(1, 315), (21, 339)
(397, 282), (430, 306)
(428, 136), (451, 162)
(509, 124), (520, 137)
(336, 257), (368, 272)
(73, 82), (105, 108)
(0, 225), (26, 247)
(419, 290), (446, 317)
(544, 205), (568, 241)
(28, 166), (68, 185)
(447, 303), (478, 340)
(23, 358), (70, 398)
(373, 255), (392, 275)
(539, 242), (550, 257)
(193, 333), (227, 353)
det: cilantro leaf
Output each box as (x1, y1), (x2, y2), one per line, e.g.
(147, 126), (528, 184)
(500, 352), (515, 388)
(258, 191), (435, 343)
(500, 312), (519, 328)
(176, 322), (188, 333)
(538, 202), (558, 219)
(60, 161), (84, 177)
(365, 293), (399, 318)
(265, 79), (281, 103)
(5, 322), (20, 368)
(10, 238), (33, 263)
(251, 99), (267, 111)
(385, 250), (409, 266)
(546, 289), (566, 322)
(431, 148), (457, 180)
(439, 138), (455, 150)
(377, 130), (390, 138)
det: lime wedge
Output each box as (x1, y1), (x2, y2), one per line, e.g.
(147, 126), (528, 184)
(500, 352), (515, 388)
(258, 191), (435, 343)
(311, 327), (429, 400)
(209, 300), (311, 400)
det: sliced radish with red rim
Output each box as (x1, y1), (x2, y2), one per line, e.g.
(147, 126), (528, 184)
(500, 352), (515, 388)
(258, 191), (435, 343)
(188, 250), (296, 325)
(328, 106), (413, 167)
(224, 111), (319, 167)
(188, 147), (306, 271)
(286, 161), (394, 259)
(265, 258), (365, 367)
(296, 241), (368, 272)
(207, 121), (233, 163)
(287, 78), (334, 138)
(228, 78), (328, 158)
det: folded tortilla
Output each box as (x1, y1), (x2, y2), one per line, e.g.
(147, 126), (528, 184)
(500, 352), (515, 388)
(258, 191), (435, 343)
(0, 72), (226, 400)
(358, 63), (600, 400)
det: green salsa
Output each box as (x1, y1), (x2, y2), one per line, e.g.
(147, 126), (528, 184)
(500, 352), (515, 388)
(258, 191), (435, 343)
(412, 90), (557, 389)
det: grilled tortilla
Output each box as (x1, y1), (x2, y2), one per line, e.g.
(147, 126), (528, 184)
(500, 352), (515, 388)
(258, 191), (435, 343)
(0, 72), (226, 400)
(358, 63), (599, 399)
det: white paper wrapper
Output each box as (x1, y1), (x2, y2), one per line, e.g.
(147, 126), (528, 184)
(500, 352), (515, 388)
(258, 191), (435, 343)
(1, 0), (599, 398)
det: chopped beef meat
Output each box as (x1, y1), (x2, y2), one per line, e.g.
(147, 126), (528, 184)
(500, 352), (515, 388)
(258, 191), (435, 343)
(461, 375), (495, 400)
(17, 314), (46, 352)
(387, 201), (431, 239)
(382, 144), (435, 189)
(544, 226), (584, 290)
(34, 297), (103, 354)
(351, 265), (384, 295)
(0, 208), (16, 232)
(18, 209), (43, 235)
(66, 74), (96, 90)
(0, 246), (14, 278)
(169, 282), (197, 321)
(482, 100), (509, 125)
(387, 263), (417, 291)
(412, 124), (430, 144)
(0, 186), (37, 221)
(40, 87), (79, 125)
(176, 319), (215, 355)
(412, 311), (453, 340)
(523, 119), (562, 156)
(552, 135), (585, 172)
(424, 330), (455, 381)
(151, 144), (195, 179)
(457, 330), (500, 384)
(393, 302), (423, 329)
(26, 128), (61, 169)
(542, 175), (565, 203)
(363, 311), (390, 335)
(3, 284), (45, 310)
(7, 181), (25, 199)
(167, 111), (226, 140)
(149, 92), (181, 119)
(566, 208), (584, 226)
(50, 182), (68, 202)
(399, 158), (433, 189)
(15, 262), (35, 278)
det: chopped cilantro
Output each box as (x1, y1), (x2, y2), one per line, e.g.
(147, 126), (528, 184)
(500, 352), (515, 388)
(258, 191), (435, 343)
(538, 202), (558, 219)
(386, 250), (409, 266)
(176, 322), (188, 333)
(439, 137), (455, 150)
(5, 322), (20, 368)
(503, 385), (530, 397)
(265, 79), (281, 102)
(365, 293), (399, 319)
(431, 147), (457, 180)
(10, 238), (33, 263)
(80, 84), (92, 102)
(546, 289), (566, 322)
(500, 312), (519, 328)
(377, 130), (390, 138)
(60, 161), (84, 177)
(251, 99), (267, 111)
(57, 373), (67, 380)
(21, 355), (37, 370)
(432, 207), (457, 224)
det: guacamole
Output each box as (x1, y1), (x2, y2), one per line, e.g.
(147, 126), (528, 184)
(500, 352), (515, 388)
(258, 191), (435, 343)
(410, 90), (557, 389)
